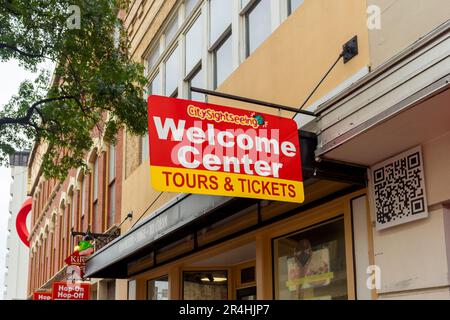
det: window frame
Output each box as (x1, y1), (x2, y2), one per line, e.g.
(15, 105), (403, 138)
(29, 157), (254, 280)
(107, 143), (117, 229)
(242, 0), (273, 58)
(211, 26), (233, 89)
(92, 156), (99, 232)
(185, 61), (204, 101)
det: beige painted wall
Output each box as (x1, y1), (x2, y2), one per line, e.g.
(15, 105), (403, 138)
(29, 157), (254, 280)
(371, 130), (450, 299)
(368, 0), (450, 68)
(212, 0), (370, 115)
(121, 160), (177, 230)
(423, 131), (450, 207)
(373, 206), (449, 296)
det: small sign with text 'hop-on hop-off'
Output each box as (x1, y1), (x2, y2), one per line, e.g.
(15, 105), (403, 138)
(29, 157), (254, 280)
(147, 95), (304, 203)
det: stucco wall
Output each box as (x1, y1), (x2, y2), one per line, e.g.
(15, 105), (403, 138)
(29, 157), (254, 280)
(371, 130), (450, 299)
(368, 0), (450, 69)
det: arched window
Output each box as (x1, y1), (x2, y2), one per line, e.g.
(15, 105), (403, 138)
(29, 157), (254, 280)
(92, 155), (99, 232)
(59, 205), (65, 269)
(81, 175), (87, 230)
(108, 143), (116, 229)
(68, 187), (75, 253)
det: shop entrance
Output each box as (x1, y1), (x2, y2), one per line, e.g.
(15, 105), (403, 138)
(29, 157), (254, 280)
(182, 242), (256, 300)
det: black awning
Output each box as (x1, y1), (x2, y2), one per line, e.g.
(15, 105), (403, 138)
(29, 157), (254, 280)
(85, 195), (257, 278)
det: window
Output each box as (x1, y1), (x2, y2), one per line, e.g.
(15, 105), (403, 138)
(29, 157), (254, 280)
(183, 270), (228, 300)
(81, 176), (87, 218)
(69, 192), (75, 252)
(185, 0), (199, 17)
(213, 33), (233, 88)
(92, 157), (99, 232)
(142, 72), (160, 165)
(188, 66), (205, 102)
(141, 134), (149, 164)
(241, 0), (251, 8)
(165, 16), (179, 47)
(165, 46), (179, 97)
(71, 193), (76, 231)
(288, 0), (304, 15)
(210, 0), (232, 46)
(148, 72), (161, 96)
(273, 218), (348, 300)
(59, 210), (64, 267)
(245, 0), (271, 57)
(185, 15), (203, 75)
(147, 44), (161, 73)
(141, 0), (293, 136)
(108, 143), (116, 229)
(147, 276), (169, 300)
(128, 280), (136, 300)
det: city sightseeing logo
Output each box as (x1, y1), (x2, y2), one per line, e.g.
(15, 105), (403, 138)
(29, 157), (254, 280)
(187, 105), (268, 129)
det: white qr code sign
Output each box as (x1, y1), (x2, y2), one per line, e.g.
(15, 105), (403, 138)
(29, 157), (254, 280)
(371, 146), (428, 230)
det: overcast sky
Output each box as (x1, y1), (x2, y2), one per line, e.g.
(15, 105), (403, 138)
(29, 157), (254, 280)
(0, 61), (37, 299)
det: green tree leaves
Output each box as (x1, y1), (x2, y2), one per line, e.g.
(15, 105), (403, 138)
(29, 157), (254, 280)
(0, 0), (147, 179)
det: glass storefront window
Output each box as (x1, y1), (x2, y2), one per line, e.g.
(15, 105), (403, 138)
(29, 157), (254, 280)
(128, 280), (136, 300)
(183, 270), (228, 300)
(147, 275), (169, 300)
(273, 217), (348, 300)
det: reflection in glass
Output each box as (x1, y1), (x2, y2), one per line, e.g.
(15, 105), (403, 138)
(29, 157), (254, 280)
(128, 280), (136, 300)
(165, 17), (179, 46)
(210, 0), (232, 46)
(189, 67), (205, 102)
(148, 44), (160, 72)
(149, 72), (161, 96)
(273, 218), (348, 300)
(289, 0), (304, 15)
(165, 47), (179, 96)
(147, 276), (169, 300)
(185, 15), (203, 75)
(246, 0), (271, 56)
(183, 271), (228, 300)
(185, 0), (198, 17)
(214, 34), (233, 88)
(241, 0), (251, 9)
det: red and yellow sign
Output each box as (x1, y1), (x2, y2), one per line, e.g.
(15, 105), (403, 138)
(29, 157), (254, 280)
(147, 96), (304, 203)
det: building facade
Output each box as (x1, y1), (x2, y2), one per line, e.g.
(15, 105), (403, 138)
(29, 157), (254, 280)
(26, 129), (125, 299)
(27, 0), (450, 300)
(2, 151), (30, 300)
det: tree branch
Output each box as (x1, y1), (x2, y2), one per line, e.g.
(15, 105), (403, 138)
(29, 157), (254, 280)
(0, 95), (78, 128)
(0, 43), (45, 59)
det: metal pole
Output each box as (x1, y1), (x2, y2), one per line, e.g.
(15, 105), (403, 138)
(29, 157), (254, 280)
(191, 87), (316, 117)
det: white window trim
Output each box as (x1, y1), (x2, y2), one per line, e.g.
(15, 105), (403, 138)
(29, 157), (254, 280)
(143, 0), (294, 99)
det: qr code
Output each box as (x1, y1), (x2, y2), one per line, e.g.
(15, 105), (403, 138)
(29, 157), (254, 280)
(372, 146), (428, 230)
